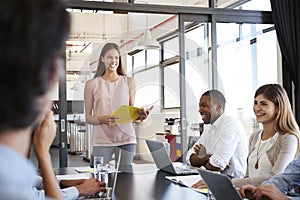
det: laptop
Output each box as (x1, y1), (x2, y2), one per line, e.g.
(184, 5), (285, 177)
(145, 139), (198, 175)
(197, 168), (247, 200)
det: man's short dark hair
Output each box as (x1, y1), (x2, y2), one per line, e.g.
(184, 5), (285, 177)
(202, 90), (226, 109)
(0, 0), (70, 131)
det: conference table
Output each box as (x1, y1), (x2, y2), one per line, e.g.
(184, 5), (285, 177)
(55, 164), (208, 200)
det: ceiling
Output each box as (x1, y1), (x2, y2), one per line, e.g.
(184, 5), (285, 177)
(65, 0), (251, 73)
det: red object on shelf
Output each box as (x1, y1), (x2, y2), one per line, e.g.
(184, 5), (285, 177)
(165, 134), (176, 162)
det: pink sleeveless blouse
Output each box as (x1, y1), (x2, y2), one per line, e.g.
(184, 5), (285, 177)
(91, 76), (136, 146)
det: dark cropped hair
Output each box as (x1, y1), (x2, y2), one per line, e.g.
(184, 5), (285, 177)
(0, 0), (70, 132)
(202, 89), (226, 110)
(94, 43), (126, 78)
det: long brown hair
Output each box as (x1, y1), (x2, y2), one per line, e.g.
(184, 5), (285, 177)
(255, 84), (300, 150)
(93, 43), (126, 78)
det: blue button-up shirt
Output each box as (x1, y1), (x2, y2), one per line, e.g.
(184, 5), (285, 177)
(263, 154), (300, 199)
(0, 145), (38, 199)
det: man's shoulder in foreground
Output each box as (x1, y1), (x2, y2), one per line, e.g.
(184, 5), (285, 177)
(0, 145), (37, 199)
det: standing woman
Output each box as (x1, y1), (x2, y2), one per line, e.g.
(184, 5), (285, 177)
(84, 43), (148, 166)
(232, 83), (299, 187)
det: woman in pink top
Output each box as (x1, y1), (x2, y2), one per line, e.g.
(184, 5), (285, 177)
(84, 43), (149, 167)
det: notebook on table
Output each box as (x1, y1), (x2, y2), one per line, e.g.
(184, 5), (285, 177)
(145, 139), (198, 176)
(197, 168), (251, 200)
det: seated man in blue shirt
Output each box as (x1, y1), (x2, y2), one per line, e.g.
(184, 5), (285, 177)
(239, 154), (300, 200)
(0, 0), (103, 199)
(27, 146), (105, 199)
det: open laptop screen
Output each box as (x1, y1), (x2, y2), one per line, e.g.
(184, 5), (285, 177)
(197, 168), (244, 200)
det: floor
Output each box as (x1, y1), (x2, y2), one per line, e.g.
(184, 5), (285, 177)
(50, 147), (90, 168)
(29, 147), (90, 169)
(29, 147), (150, 169)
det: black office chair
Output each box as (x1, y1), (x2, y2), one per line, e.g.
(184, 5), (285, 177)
(175, 123), (204, 162)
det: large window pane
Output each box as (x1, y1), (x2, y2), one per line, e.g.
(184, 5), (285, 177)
(134, 67), (160, 112)
(163, 37), (179, 60)
(164, 64), (180, 108)
(146, 49), (160, 67)
(133, 51), (146, 69)
(237, 0), (271, 11)
(216, 23), (279, 136)
(184, 21), (211, 138)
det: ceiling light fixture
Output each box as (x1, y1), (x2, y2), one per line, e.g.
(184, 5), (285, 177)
(136, 13), (160, 50)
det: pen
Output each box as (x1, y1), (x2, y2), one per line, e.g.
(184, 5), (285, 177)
(142, 98), (161, 110)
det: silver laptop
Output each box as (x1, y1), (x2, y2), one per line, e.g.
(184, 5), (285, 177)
(197, 168), (246, 200)
(146, 139), (198, 175)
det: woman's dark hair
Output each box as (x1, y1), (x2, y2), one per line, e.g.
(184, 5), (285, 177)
(94, 43), (126, 78)
(0, 0), (70, 132)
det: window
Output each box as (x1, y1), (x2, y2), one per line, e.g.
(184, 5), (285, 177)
(163, 63), (180, 108)
(216, 22), (278, 136)
(134, 67), (161, 112)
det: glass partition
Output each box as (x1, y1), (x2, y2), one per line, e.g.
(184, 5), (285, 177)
(184, 21), (211, 137)
(163, 63), (180, 108)
(216, 22), (278, 136)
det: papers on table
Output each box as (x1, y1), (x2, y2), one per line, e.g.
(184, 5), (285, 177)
(74, 166), (93, 173)
(165, 175), (208, 194)
(110, 105), (140, 124)
(74, 166), (119, 174)
(56, 173), (91, 180)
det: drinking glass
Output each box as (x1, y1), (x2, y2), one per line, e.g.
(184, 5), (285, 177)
(93, 156), (104, 178)
(98, 164), (110, 199)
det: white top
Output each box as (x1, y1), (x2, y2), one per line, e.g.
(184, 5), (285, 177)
(248, 132), (278, 178)
(186, 114), (248, 178)
(34, 175), (79, 200)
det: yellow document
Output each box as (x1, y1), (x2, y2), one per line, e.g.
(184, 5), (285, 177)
(111, 105), (140, 124)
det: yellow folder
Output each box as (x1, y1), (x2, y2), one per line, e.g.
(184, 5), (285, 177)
(110, 105), (140, 124)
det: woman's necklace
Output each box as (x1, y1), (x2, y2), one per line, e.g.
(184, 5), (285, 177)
(255, 138), (262, 169)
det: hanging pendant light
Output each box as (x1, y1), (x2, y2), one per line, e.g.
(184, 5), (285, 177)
(136, 13), (160, 50)
(136, 28), (160, 50)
